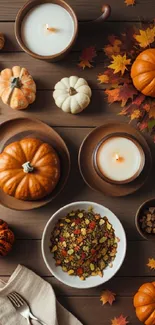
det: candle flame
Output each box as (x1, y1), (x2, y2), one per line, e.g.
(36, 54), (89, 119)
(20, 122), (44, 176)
(114, 153), (124, 163)
(115, 154), (119, 161)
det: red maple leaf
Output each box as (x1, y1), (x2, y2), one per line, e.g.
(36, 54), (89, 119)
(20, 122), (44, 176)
(105, 83), (137, 107)
(78, 46), (97, 69)
(138, 121), (148, 131)
(100, 290), (116, 306)
(119, 93), (145, 116)
(132, 93), (145, 106)
(111, 315), (129, 325)
(98, 69), (131, 85)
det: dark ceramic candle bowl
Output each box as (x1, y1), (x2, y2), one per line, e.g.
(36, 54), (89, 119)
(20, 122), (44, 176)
(15, 0), (78, 62)
(135, 198), (155, 241)
(15, 0), (111, 61)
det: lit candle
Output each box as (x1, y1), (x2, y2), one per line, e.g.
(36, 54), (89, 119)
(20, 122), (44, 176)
(95, 136), (145, 184)
(21, 3), (75, 56)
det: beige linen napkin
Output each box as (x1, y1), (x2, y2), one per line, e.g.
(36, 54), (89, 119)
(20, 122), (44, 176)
(0, 264), (83, 325)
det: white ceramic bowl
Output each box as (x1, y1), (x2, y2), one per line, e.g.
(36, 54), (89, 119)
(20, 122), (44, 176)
(41, 201), (127, 288)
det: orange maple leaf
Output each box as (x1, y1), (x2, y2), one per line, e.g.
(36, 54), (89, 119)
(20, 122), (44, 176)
(105, 84), (137, 107)
(97, 74), (109, 84)
(78, 46), (97, 69)
(134, 27), (155, 48)
(100, 290), (116, 306)
(130, 109), (141, 120)
(143, 103), (150, 112)
(124, 0), (135, 6)
(111, 315), (129, 325)
(108, 54), (131, 75)
(147, 258), (155, 270)
(104, 39), (122, 57)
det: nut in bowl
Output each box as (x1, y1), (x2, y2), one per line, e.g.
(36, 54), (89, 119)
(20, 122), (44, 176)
(41, 202), (127, 288)
(135, 198), (155, 241)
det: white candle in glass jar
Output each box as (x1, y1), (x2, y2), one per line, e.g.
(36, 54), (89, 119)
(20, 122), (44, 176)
(21, 3), (75, 56)
(95, 136), (145, 183)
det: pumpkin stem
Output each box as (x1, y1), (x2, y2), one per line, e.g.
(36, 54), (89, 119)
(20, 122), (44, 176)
(11, 77), (21, 89)
(22, 161), (34, 173)
(69, 87), (77, 96)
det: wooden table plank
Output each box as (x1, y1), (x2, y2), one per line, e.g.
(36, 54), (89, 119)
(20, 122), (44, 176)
(0, 276), (154, 297)
(0, 22), (139, 52)
(0, 1), (154, 323)
(58, 296), (141, 325)
(0, 0), (154, 22)
(0, 52), (111, 91)
(0, 91), (126, 127)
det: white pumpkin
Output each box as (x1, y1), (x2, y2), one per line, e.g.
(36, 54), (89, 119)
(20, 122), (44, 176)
(53, 76), (92, 114)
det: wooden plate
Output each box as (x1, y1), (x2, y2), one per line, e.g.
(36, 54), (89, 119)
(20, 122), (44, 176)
(78, 122), (152, 197)
(0, 117), (70, 210)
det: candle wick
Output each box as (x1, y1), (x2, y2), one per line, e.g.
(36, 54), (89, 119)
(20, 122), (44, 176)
(114, 154), (124, 163)
(45, 24), (57, 33)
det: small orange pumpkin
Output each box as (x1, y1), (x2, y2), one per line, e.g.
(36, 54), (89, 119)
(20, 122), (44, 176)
(0, 219), (15, 256)
(131, 49), (155, 97)
(133, 282), (155, 325)
(0, 138), (60, 201)
(0, 66), (36, 110)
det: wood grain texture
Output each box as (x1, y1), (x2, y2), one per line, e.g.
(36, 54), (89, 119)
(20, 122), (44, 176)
(0, 0), (155, 324)
(0, 275), (154, 296)
(0, 52), (108, 90)
(0, 91), (126, 127)
(0, 22), (139, 52)
(0, 0), (154, 21)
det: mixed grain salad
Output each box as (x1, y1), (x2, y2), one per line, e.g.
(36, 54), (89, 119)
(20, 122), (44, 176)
(50, 208), (119, 280)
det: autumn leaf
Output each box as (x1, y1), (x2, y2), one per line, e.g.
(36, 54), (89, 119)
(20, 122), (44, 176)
(108, 54), (131, 75)
(104, 38), (122, 57)
(134, 26), (155, 48)
(105, 84), (137, 107)
(143, 103), (150, 112)
(111, 315), (129, 325)
(147, 258), (155, 270)
(97, 74), (109, 84)
(100, 290), (116, 306)
(139, 121), (148, 131)
(78, 46), (97, 69)
(98, 69), (131, 86)
(130, 109), (141, 120)
(148, 119), (155, 131)
(124, 0), (135, 6)
(132, 94), (145, 106)
(149, 102), (155, 118)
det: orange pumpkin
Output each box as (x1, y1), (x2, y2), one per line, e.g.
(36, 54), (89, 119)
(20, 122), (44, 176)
(131, 49), (155, 97)
(0, 66), (36, 109)
(0, 138), (60, 201)
(133, 282), (155, 325)
(0, 219), (15, 256)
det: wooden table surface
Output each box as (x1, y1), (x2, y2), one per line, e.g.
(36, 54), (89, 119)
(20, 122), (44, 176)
(0, 1), (155, 324)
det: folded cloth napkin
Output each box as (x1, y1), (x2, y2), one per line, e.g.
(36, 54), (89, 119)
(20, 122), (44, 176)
(0, 264), (83, 325)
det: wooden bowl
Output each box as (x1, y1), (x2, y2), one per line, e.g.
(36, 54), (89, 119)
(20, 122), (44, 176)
(78, 122), (152, 197)
(15, 0), (78, 61)
(93, 132), (145, 185)
(0, 116), (70, 210)
(135, 198), (155, 241)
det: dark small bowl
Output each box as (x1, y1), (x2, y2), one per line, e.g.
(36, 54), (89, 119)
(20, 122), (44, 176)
(15, 0), (78, 62)
(135, 198), (155, 241)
